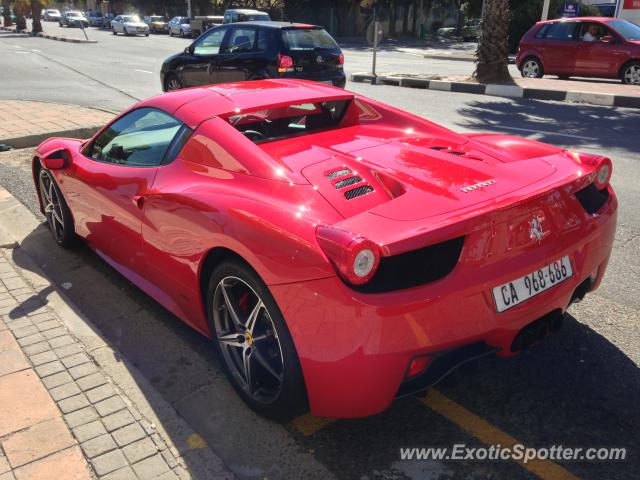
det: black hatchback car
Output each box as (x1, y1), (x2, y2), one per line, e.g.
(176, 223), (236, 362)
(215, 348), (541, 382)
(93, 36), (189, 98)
(160, 21), (346, 91)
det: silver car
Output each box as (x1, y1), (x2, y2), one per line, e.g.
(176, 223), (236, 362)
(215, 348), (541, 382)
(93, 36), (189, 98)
(43, 9), (61, 22)
(111, 14), (149, 36)
(168, 16), (192, 37)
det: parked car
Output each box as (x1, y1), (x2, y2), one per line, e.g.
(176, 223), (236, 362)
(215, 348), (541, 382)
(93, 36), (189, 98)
(32, 80), (617, 418)
(191, 15), (224, 37)
(43, 9), (61, 22)
(168, 16), (192, 37)
(144, 15), (169, 34)
(102, 13), (114, 29)
(59, 11), (89, 28)
(161, 22), (346, 91)
(85, 11), (103, 27)
(223, 8), (270, 23)
(111, 15), (149, 36)
(517, 16), (640, 85)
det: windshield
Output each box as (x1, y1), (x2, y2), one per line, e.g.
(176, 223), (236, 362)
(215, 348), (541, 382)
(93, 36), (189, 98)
(243, 14), (270, 21)
(122, 15), (141, 22)
(282, 28), (339, 50)
(607, 19), (640, 40)
(50, 9), (60, 14)
(68, 12), (82, 17)
(150, 16), (164, 21)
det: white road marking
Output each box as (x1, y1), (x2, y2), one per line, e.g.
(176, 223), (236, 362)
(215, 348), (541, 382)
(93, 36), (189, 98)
(492, 125), (597, 141)
(31, 49), (41, 52)
(134, 69), (153, 74)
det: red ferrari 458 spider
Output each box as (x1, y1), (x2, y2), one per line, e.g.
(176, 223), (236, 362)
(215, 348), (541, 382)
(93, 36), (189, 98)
(32, 80), (617, 419)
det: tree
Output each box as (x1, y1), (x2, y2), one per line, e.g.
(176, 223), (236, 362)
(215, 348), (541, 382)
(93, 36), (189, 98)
(31, 0), (43, 33)
(474, 0), (512, 83)
(14, 0), (28, 31)
(2, 0), (13, 27)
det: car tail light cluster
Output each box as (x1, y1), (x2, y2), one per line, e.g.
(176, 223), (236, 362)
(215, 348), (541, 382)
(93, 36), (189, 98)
(338, 53), (344, 67)
(316, 226), (380, 285)
(277, 54), (294, 73)
(566, 150), (612, 190)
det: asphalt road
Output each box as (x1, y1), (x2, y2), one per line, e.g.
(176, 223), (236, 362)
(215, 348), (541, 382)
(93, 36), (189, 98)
(1, 26), (640, 480)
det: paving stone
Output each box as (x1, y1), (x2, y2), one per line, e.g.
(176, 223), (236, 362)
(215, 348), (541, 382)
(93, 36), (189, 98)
(42, 371), (73, 389)
(68, 362), (98, 380)
(47, 335), (75, 349)
(91, 450), (128, 476)
(0, 349), (29, 377)
(35, 320), (60, 332)
(131, 454), (170, 480)
(22, 342), (50, 356)
(0, 471), (13, 480)
(122, 437), (157, 464)
(6, 319), (31, 330)
(112, 423), (146, 448)
(101, 466), (137, 480)
(72, 420), (108, 443)
(28, 350), (57, 366)
(2, 417), (74, 468)
(34, 360), (65, 378)
(76, 372), (107, 391)
(160, 449), (178, 470)
(49, 382), (81, 401)
(53, 343), (83, 359)
(155, 470), (179, 480)
(61, 352), (90, 369)
(64, 406), (99, 429)
(12, 446), (91, 480)
(2, 277), (27, 290)
(11, 325), (38, 339)
(58, 393), (90, 414)
(0, 456), (10, 475)
(80, 433), (117, 459)
(16, 333), (44, 347)
(26, 313), (51, 326)
(86, 383), (116, 404)
(95, 396), (127, 417)
(102, 410), (136, 433)
(41, 327), (67, 340)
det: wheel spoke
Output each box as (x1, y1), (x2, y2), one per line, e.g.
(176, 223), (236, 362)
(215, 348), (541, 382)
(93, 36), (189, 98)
(217, 332), (245, 349)
(219, 282), (242, 328)
(245, 300), (263, 334)
(253, 348), (282, 381)
(243, 348), (253, 395)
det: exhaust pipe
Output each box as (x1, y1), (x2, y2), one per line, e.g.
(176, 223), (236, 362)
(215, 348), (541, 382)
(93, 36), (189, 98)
(510, 310), (564, 353)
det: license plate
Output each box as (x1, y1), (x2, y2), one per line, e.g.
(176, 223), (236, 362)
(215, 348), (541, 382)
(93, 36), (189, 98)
(492, 256), (573, 313)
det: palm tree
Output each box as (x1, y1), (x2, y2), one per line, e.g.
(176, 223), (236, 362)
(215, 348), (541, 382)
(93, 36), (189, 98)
(31, 0), (42, 33)
(14, 0), (28, 31)
(474, 0), (512, 84)
(2, 0), (13, 27)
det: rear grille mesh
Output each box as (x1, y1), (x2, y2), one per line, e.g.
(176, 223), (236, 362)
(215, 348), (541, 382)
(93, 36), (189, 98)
(575, 183), (610, 214)
(326, 168), (351, 179)
(344, 185), (374, 200)
(334, 176), (362, 189)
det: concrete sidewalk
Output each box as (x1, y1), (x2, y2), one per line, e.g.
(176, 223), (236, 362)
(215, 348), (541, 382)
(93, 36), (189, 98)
(351, 72), (640, 108)
(0, 100), (115, 149)
(0, 24), (98, 44)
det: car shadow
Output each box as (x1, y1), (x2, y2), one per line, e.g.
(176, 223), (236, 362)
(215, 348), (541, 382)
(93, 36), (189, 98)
(457, 98), (640, 153)
(10, 221), (640, 479)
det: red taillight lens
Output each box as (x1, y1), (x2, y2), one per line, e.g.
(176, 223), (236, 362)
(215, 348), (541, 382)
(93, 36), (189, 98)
(316, 226), (380, 285)
(338, 53), (344, 65)
(593, 157), (612, 190)
(406, 356), (432, 379)
(277, 54), (294, 69)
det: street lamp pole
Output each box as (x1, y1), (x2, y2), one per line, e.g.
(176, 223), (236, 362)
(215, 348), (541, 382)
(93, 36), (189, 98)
(187, 0), (192, 18)
(541, 0), (551, 20)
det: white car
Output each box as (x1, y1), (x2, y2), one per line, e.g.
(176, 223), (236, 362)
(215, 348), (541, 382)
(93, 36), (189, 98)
(111, 15), (149, 36)
(43, 9), (61, 22)
(168, 16), (192, 37)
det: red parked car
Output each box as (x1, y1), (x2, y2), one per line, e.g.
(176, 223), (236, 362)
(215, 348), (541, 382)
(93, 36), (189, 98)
(517, 17), (640, 84)
(32, 80), (617, 418)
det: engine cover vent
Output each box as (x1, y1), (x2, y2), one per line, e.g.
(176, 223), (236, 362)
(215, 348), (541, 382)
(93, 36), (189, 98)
(335, 176), (363, 189)
(326, 168), (351, 179)
(344, 185), (374, 200)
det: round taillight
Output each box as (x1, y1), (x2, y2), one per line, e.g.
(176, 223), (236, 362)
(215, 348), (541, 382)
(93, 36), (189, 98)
(354, 249), (376, 278)
(340, 238), (380, 285)
(594, 158), (612, 190)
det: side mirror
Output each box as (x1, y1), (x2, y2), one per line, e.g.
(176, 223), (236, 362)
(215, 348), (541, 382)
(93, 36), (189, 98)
(601, 35), (614, 44)
(42, 148), (71, 170)
(185, 45), (194, 54)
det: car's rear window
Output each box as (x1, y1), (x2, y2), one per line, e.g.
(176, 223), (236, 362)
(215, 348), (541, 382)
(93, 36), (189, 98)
(282, 28), (339, 50)
(226, 100), (350, 143)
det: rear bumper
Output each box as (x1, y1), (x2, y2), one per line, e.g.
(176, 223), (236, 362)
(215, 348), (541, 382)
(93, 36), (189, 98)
(271, 189), (617, 418)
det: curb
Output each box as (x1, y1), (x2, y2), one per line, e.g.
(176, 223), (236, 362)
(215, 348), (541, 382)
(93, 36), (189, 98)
(0, 185), (235, 479)
(0, 25), (97, 44)
(3, 125), (106, 149)
(350, 72), (640, 109)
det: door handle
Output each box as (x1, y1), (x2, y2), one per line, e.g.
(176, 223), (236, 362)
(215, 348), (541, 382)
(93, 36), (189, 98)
(132, 195), (145, 209)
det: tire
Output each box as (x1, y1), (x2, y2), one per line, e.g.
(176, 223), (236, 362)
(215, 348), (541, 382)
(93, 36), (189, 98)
(180, 29), (184, 37)
(112, 27), (117, 35)
(164, 73), (183, 91)
(520, 57), (544, 79)
(558, 75), (570, 80)
(169, 29), (173, 37)
(124, 27), (128, 36)
(38, 169), (76, 249)
(621, 61), (640, 85)
(207, 261), (307, 420)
